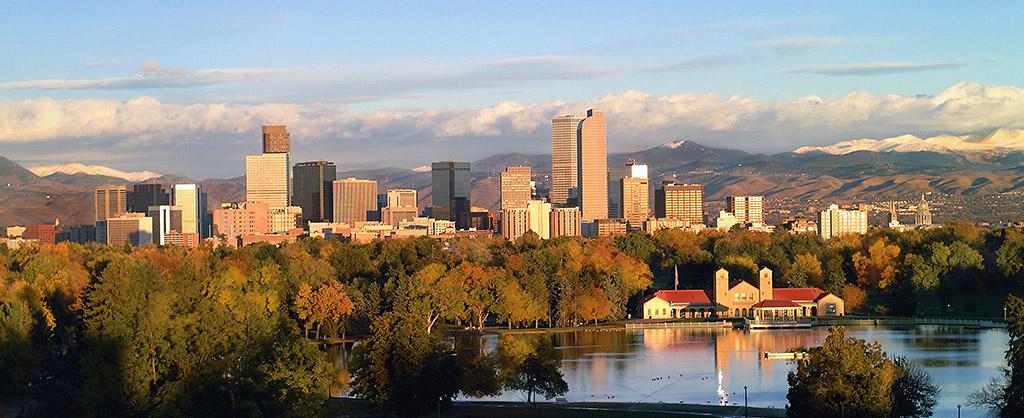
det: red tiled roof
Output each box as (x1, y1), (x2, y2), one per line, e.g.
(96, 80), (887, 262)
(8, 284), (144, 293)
(647, 289), (714, 305)
(772, 288), (826, 302)
(752, 299), (801, 308)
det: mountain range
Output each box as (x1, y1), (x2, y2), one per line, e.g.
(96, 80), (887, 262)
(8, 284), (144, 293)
(3, 128), (1023, 227)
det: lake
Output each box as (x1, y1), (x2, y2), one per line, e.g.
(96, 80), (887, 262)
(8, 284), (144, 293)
(333, 324), (1008, 417)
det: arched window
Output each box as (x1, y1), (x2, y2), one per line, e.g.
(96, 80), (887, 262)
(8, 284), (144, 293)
(735, 308), (740, 317)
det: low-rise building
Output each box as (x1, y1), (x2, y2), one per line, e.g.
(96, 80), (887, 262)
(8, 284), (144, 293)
(640, 267), (844, 319)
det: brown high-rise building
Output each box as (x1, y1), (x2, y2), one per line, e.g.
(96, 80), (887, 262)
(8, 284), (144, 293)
(621, 176), (649, 231)
(333, 178), (378, 224)
(212, 201), (271, 238)
(727, 196), (764, 224)
(386, 189), (418, 209)
(577, 109), (608, 221)
(499, 166), (531, 212)
(550, 206), (582, 238)
(550, 115), (582, 206)
(655, 182), (704, 225)
(261, 125), (291, 153)
(95, 185), (128, 222)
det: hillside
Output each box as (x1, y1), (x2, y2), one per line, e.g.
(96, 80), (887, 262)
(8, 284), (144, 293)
(3, 129), (1024, 226)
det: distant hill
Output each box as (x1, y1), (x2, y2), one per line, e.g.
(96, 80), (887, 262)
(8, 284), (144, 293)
(4, 128), (1024, 227)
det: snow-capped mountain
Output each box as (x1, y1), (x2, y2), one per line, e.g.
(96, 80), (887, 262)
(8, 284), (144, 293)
(28, 163), (162, 182)
(794, 128), (1024, 155)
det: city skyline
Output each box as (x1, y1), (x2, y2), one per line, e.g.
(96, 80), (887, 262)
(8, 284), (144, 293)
(1, 2), (1023, 178)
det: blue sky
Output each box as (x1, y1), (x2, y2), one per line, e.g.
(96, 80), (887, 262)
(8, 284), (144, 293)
(2, 1), (1023, 178)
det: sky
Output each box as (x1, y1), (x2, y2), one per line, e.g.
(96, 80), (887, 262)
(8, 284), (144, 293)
(1, 1), (1023, 179)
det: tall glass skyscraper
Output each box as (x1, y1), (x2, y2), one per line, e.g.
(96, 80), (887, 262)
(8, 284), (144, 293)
(431, 161), (471, 229)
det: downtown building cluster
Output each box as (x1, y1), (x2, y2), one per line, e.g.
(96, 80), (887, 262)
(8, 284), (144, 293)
(2, 113), (939, 249)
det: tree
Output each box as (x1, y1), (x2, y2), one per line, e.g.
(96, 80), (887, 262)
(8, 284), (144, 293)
(842, 284), (867, 313)
(787, 327), (897, 418)
(996, 231), (1024, 281)
(786, 253), (823, 288)
(890, 356), (939, 418)
(391, 263), (462, 333)
(853, 239), (901, 289)
(505, 339), (567, 406)
(1001, 294), (1024, 417)
(348, 312), (463, 416)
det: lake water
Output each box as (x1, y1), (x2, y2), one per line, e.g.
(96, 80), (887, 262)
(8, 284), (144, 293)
(333, 324), (1008, 417)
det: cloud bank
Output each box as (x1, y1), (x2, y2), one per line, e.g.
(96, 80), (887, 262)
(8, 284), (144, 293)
(2, 82), (1023, 174)
(788, 59), (981, 76)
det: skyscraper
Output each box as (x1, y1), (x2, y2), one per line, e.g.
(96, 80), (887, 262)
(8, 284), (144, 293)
(130, 184), (169, 213)
(608, 159), (648, 219)
(550, 207), (582, 238)
(293, 161), (336, 223)
(550, 115), (583, 206)
(246, 153), (290, 209)
(332, 178), (378, 224)
(262, 125), (291, 153)
(621, 176), (649, 231)
(654, 182), (704, 225)
(431, 161), (471, 229)
(726, 196), (764, 225)
(501, 200), (550, 240)
(94, 185), (127, 222)
(387, 189), (418, 208)
(499, 166), (531, 211)
(148, 205), (183, 246)
(577, 109), (608, 221)
(173, 184), (206, 237)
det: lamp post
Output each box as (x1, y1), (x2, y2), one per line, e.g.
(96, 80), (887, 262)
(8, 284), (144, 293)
(744, 385), (748, 418)
(957, 404), (961, 418)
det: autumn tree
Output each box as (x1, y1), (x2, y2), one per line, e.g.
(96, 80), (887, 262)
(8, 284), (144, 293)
(390, 263), (461, 333)
(786, 253), (823, 288)
(504, 338), (568, 406)
(853, 239), (901, 289)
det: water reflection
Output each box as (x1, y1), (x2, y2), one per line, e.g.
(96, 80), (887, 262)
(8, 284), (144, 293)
(331, 325), (1007, 418)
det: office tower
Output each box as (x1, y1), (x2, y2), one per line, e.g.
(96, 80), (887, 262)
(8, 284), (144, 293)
(621, 176), (649, 231)
(262, 125), (291, 153)
(817, 204), (868, 240)
(212, 202), (271, 238)
(172, 184), (206, 237)
(387, 189), (418, 208)
(500, 166), (532, 212)
(382, 206), (419, 227)
(469, 207), (494, 231)
(577, 109), (608, 221)
(727, 196), (764, 225)
(96, 213), (153, 246)
(293, 161), (336, 223)
(915, 194), (932, 226)
(608, 159), (648, 219)
(148, 205), (183, 245)
(333, 178), (378, 224)
(95, 185), (127, 222)
(550, 114), (583, 205)
(246, 153), (290, 209)
(550, 206), (582, 238)
(129, 184), (169, 213)
(431, 161), (471, 229)
(271, 206), (303, 233)
(655, 182), (704, 225)
(501, 208), (529, 240)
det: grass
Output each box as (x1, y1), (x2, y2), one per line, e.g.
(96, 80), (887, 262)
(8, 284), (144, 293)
(325, 399), (785, 417)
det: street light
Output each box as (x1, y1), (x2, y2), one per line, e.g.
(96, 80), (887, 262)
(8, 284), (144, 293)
(957, 404), (961, 418)
(744, 385), (748, 418)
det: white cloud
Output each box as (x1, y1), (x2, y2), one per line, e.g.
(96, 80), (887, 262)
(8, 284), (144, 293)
(752, 36), (842, 52)
(0, 60), (298, 90)
(788, 59), (984, 76)
(1, 82), (1023, 162)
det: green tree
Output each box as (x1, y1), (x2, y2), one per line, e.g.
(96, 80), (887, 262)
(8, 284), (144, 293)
(1001, 294), (1024, 417)
(787, 327), (897, 418)
(786, 253), (823, 288)
(505, 338), (568, 406)
(890, 356), (939, 418)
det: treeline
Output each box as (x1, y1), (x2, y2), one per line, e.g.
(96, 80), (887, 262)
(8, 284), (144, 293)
(4, 223), (1024, 415)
